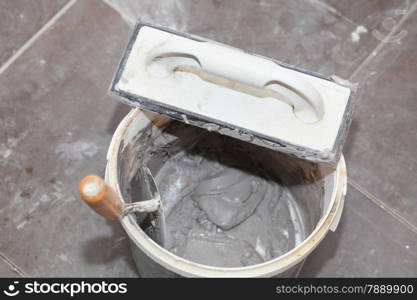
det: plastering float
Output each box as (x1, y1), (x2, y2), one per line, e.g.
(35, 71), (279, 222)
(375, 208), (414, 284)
(110, 22), (357, 165)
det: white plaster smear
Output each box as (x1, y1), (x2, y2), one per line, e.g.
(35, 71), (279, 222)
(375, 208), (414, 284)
(351, 25), (368, 43)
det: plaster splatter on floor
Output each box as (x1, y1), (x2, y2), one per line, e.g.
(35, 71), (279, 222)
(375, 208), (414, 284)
(351, 25), (368, 42)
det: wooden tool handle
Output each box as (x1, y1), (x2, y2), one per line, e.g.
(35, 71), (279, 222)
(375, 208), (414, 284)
(78, 175), (123, 220)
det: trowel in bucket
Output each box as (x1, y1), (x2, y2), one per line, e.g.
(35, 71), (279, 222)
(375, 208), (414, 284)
(110, 22), (357, 165)
(79, 168), (166, 246)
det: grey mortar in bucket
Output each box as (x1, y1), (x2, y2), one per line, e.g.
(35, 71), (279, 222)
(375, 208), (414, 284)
(110, 110), (345, 277)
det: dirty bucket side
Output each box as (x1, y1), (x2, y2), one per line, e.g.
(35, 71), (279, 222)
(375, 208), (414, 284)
(105, 108), (347, 277)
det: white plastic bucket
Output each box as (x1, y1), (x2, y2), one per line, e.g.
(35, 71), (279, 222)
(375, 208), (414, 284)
(105, 108), (347, 277)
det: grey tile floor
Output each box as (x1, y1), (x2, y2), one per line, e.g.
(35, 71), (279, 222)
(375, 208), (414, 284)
(0, 0), (416, 277)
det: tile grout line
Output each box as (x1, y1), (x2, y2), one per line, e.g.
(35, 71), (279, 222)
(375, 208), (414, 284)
(344, 3), (417, 237)
(0, 0), (78, 76)
(0, 0), (79, 278)
(348, 178), (417, 236)
(0, 252), (29, 277)
(310, 0), (359, 27)
(349, 1), (417, 80)
(313, 0), (417, 236)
